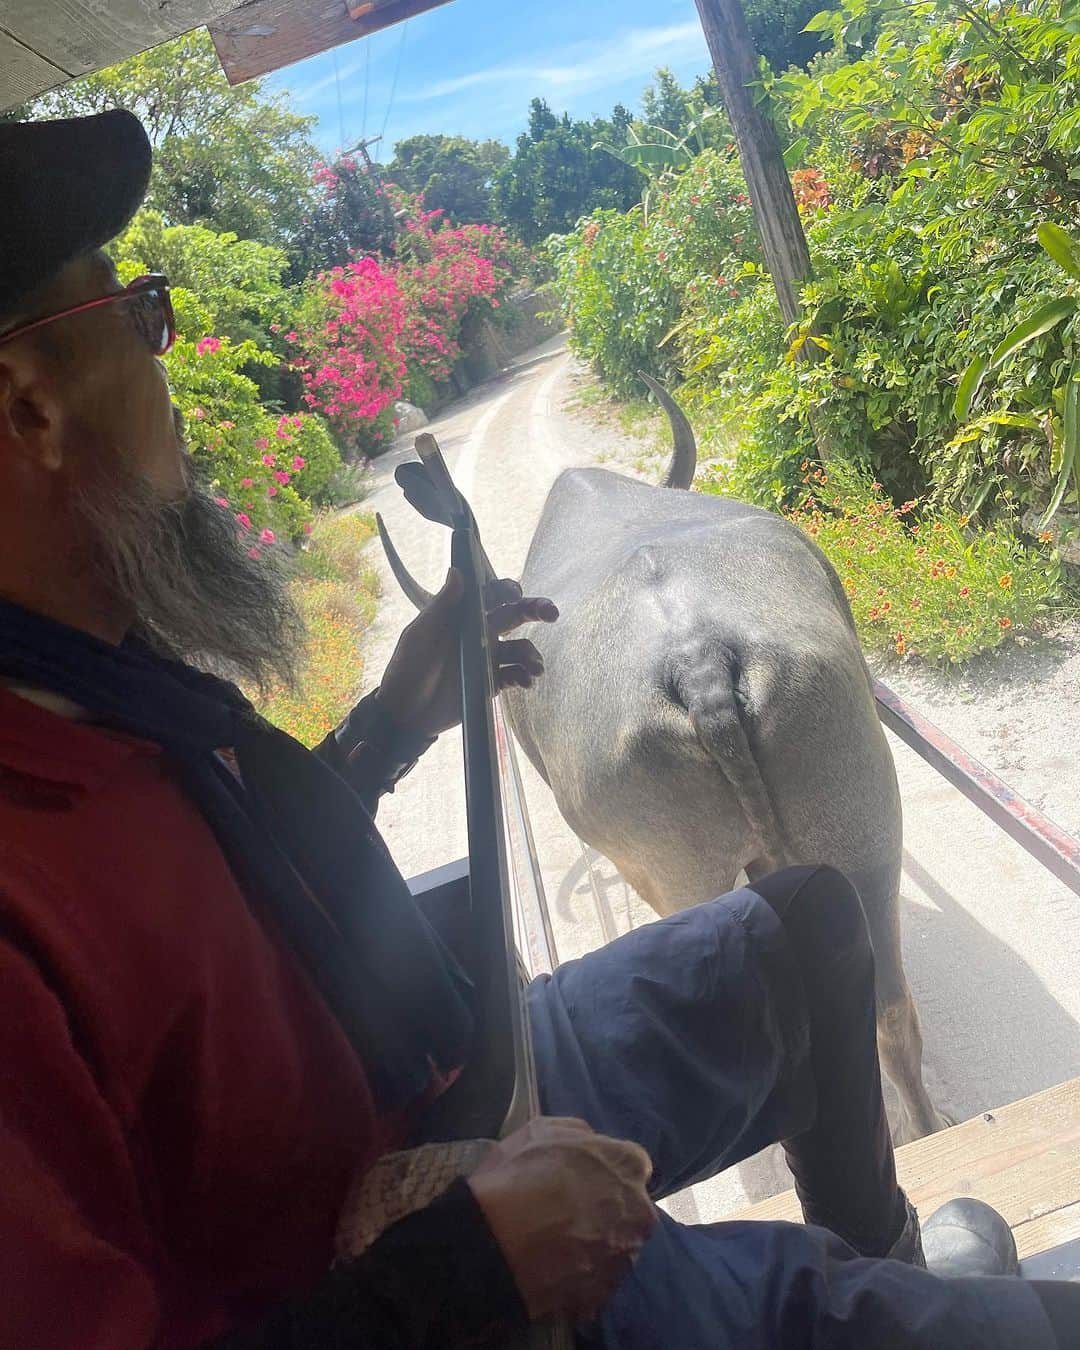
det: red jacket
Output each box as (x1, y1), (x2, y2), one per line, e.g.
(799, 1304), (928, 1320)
(0, 688), (391, 1348)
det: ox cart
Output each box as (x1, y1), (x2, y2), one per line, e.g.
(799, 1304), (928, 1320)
(401, 436), (1080, 1292)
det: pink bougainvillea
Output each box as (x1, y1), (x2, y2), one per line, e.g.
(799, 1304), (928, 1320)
(196, 336), (222, 357)
(291, 184), (519, 454)
(291, 256), (407, 441)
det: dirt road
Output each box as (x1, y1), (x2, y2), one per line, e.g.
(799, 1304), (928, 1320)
(360, 338), (1080, 1221)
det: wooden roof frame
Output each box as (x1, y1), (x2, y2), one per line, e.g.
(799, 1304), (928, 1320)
(210, 0), (456, 86)
(0, 0), (455, 112)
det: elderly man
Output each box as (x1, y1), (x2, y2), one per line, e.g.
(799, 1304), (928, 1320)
(0, 109), (1074, 1350)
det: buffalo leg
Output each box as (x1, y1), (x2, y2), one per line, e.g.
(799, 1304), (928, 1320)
(869, 897), (950, 1143)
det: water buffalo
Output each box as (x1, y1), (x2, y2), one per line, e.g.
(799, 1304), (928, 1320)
(378, 378), (945, 1143)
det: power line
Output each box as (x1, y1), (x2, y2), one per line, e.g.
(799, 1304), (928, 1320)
(361, 35), (371, 140)
(333, 50), (345, 154)
(380, 19), (410, 148)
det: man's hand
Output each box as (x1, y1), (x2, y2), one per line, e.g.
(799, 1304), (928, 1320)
(377, 569), (558, 741)
(467, 1117), (657, 1324)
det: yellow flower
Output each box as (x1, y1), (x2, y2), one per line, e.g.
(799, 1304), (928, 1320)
(998, 573), (1013, 590)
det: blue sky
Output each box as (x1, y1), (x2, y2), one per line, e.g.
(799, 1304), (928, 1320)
(267, 0), (713, 161)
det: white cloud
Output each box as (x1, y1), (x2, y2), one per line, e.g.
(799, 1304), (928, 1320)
(400, 20), (705, 104)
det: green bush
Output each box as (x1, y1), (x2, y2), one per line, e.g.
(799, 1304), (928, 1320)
(114, 227), (341, 539)
(403, 361), (440, 413)
(548, 151), (758, 399)
(776, 461), (1060, 663)
(548, 209), (680, 397)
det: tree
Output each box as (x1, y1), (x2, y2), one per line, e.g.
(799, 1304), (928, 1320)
(14, 31), (320, 253)
(288, 156), (399, 280)
(640, 69), (731, 146)
(741, 0), (834, 71)
(491, 99), (642, 244)
(387, 134), (509, 223)
(111, 210), (289, 346)
(640, 69), (694, 138)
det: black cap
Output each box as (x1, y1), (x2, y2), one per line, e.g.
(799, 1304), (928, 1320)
(0, 109), (152, 321)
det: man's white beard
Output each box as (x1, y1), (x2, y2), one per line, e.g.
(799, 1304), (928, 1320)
(72, 454), (306, 691)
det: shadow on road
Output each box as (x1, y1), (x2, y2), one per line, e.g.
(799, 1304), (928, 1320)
(900, 849), (1080, 1122)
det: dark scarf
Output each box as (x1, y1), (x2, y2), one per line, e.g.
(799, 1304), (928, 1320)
(0, 599), (474, 1112)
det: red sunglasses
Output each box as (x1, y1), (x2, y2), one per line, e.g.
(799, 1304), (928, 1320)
(0, 273), (176, 357)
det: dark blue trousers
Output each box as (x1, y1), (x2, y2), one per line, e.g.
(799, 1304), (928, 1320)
(527, 879), (1057, 1350)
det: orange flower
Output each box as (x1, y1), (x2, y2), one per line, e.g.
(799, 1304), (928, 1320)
(869, 607), (881, 619)
(999, 617), (1012, 630)
(911, 597), (922, 610)
(998, 573), (1013, 590)
(877, 587), (886, 597)
(945, 565), (957, 579)
(881, 600), (892, 612)
(914, 546), (926, 558)
(957, 515), (970, 527)
(895, 636), (906, 655)
(1039, 530), (1053, 544)
(959, 586), (971, 597)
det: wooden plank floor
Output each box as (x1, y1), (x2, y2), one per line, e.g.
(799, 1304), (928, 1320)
(732, 1077), (1080, 1260)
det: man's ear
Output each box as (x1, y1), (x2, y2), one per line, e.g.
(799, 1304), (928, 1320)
(0, 360), (63, 473)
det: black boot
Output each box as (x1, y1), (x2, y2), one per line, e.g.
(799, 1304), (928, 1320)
(921, 1197), (1019, 1278)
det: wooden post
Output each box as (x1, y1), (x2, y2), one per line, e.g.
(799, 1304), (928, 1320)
(694, 0), (811, 328)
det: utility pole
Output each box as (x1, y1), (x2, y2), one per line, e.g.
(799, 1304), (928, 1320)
(342, 134), (384, 172)
(342, 133), (403, 239)
(693, 0), (812, 329)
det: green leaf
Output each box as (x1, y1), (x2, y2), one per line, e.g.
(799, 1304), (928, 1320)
(990, 297), (1076, 369)
(803, 8), (837, 31)
(967, 474), (997, 517)
(954, 354), (989, 420)
(1042, 360), (1080, 527)
(615, 142), (693, 172)
(783, 137), (809, 169)
(984, 412), (1041, 429)
(1037, 222), (1080, 280)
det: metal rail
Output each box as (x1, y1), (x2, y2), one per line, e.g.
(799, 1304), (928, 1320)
(494, 700), (560, 976)
(874, 680), (1080, 899)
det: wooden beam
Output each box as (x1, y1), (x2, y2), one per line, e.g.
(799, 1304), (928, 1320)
(0, 30), (67, 110)
(209, 0), (456, 86)
(2, 0), (243, 84)
(693, 0), (811, 328)
(730, 1078), (1080, 1261)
